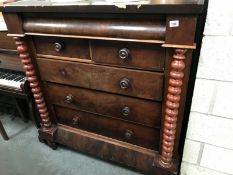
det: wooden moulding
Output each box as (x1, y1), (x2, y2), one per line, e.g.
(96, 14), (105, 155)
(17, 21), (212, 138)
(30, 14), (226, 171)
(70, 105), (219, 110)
(55, 124), (178, 175)
(162, 43), (196, 49)
(36, 54), (93, 64)
(24, 32), (165, 44)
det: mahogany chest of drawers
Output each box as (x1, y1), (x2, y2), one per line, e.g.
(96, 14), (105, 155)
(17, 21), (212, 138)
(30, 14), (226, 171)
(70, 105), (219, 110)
(1, 1), (205, 174)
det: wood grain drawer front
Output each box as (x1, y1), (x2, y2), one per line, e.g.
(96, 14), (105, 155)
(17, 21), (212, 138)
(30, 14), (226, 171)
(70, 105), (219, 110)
(55, 106), (160, 150)
(45, 83), (161, 128)
(24, 18), (166, 40)
(33, 36), (90, 60)
(38, 58), (164, 101)
(91, 40), (165, 71)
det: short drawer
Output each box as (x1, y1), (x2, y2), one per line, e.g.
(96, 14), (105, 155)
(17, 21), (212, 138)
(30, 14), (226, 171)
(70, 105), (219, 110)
(33, 36), (90, 60)
(37, 58), (164, 101)
(91, 40), (165, 71)
(55, 106), (160, 150)
(45, 82), (161, 128)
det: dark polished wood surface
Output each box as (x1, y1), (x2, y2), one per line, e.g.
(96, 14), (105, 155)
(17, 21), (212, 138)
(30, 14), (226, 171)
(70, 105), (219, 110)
(91, 40), (165, 71)
(55, 106), (160, 150)
(1, 0), (204, 14)
(37, 58), (164, 101)
(33, 36), (90, 60)
(45, 82), (162, 128)
(25, 18), (166, 40)
(56, 124), (157, 173)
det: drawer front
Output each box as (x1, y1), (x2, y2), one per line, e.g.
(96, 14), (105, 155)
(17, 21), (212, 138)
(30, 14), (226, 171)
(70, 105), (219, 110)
(45, 83), (161, 128)
(91, 40), (165, 71)
(38, 58), (164, 101)
(55, 106), (160, 150)
(33, 36), (90, 60)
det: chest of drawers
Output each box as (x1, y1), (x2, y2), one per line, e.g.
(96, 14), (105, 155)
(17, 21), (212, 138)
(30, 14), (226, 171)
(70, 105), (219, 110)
(1, 1), (205, 174)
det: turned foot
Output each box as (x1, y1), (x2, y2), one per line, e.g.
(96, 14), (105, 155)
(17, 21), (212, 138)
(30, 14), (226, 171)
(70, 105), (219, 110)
(48, 141), (58, 150)
(38, 135), (45, 143)
(38, 135), (58, 150)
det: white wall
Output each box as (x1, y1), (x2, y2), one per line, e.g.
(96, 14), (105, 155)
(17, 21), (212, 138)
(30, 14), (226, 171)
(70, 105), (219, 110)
(180, 0), (233, 175)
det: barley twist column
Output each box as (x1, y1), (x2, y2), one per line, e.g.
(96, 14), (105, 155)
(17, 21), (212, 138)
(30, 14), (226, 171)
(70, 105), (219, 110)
(159, 48), (187, 168)
(14, 37), (52, 129)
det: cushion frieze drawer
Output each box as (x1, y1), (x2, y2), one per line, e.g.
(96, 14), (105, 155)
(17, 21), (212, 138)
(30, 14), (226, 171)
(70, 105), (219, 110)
(24, 18), (166, 40)
(33, 36), (90, 60)
(55, 106), (160, 150)
(91, 40), (165, 71)
(45, 82), (161, 128)
(37, 58), (164, 101)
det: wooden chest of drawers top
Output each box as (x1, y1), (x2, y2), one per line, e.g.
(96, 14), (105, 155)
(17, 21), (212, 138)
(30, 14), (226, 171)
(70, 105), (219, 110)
(1, 1), (205, 174)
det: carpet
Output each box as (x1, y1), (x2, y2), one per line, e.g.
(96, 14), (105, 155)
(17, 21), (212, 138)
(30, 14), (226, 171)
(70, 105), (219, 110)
(0, 113), (142, 175)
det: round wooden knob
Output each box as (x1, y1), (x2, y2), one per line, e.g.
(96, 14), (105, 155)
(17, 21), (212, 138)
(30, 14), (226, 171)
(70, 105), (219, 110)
(59, 69), (67, 76)
(119, 48), (130, 60)
(54, 42), (64, 52)
(72, 116), (79, 125)
(125, 130), (134, 140)
(120, 78), (130, 89)
(122, 106), (131, 117)
(65, 94), (74, 104)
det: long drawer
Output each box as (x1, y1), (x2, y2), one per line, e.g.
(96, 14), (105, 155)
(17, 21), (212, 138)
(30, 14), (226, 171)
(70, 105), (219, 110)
(91, 40), (165, 71)
(37, 58), (164, 101)
(24, 18), (166, 40)
(45, 82), (161, 128)
(54, 106), (160, 150)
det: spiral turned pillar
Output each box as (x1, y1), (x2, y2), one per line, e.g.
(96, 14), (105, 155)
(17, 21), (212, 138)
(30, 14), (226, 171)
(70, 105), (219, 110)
(14, 37), (52, 129)
(159, 49), (187, 168)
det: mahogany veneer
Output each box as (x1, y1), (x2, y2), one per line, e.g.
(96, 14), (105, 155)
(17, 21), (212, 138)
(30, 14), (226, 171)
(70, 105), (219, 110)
(37, 57), (164, 101)
(1, 1), (205, 174)
(45, 82), (162, 128)
(91, 40), (165, 71)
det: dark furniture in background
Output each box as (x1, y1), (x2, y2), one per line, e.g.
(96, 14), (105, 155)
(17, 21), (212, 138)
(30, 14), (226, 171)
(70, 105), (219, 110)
(1, 0), (205, 174)
(0, 30), (40, 128)
(0, 119), (8, 140)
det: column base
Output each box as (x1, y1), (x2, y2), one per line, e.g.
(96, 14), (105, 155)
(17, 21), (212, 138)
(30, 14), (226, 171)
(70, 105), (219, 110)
(38, 125), (58, 150)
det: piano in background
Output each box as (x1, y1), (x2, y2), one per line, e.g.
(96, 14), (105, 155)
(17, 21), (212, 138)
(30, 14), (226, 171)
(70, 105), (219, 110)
(0, 15), (40, 127)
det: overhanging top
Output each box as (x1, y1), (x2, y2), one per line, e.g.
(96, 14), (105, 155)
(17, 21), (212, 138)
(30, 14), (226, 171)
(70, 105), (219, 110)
(0, 0), (205, 14)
